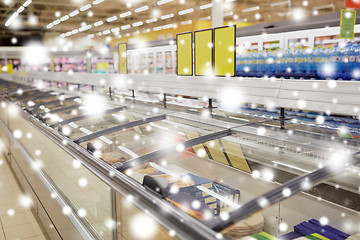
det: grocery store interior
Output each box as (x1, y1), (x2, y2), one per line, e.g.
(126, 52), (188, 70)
(1, 0), (360, 240)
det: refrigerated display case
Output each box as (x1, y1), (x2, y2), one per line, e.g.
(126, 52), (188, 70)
(1, 79), (360, 240)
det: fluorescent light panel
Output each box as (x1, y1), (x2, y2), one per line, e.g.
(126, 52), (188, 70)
(157, 0), (172, 5)
(242, 6), (260, 12)
(135, 5), (149, 13)
(93, 0), (104, 4)
(200, 3), (212, 9)
(107, 16), (117, 22)
(270, 1), (288, 7)
(94, 20), (103, 26)
(69, 10), (79, 17)
(121, 24), (130, 30)
(60, 15), (69, 21)
(178, 8), (193, 15)
(160, 13), (174, 20)
(120, 11), (132, 18)
(80, 4), (91, 12)
(132, 21), (143, 27)
(146, 17), (157, 23)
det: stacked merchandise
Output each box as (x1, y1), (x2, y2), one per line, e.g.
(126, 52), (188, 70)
(240, 231), (278, 240)
(279, 219), (350, 240)
(235, 44), (360, 80)
(223, 215), (265, 239)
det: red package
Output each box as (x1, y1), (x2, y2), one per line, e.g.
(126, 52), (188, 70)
(345, 0), (360, 9)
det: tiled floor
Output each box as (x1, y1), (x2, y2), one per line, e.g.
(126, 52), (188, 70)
(0, 158), (47, 240)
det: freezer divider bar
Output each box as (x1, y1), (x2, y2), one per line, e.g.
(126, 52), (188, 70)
(73, 114), (167, 144)
(114, 128), (232, 171)
(50, 106), (126, 128)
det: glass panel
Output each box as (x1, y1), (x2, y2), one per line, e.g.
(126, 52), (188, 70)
(79, 116), (225, 165)
(18, 93), (61, 107)
(36, 97), (80, 114)
(6, 104), (113, 239)
(122, 118), (358, 237)
(43, 106), (83, 125)
(115, 192), (178, 240)
(63, 110), (150, 140)
(10, 89), (38, 100)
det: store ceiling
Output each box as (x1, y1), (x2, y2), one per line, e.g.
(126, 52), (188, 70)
(0, 0), (347, 39)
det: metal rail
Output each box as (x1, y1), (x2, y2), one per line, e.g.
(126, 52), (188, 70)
(50, 106), (126, 128)
(73, 114), (167, 144)
(114, 129), (232, 171)
(207, 152), (360, 231)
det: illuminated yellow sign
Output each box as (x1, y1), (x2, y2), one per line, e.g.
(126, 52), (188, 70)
(214, 26), (236, 76)
(118, 43), (128, 74)
(194, 29), (213, 76)
(177, 32), (193, 76)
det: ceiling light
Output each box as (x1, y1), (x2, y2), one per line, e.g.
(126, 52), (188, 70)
(81, 22), (86, 27)
(181, 20), (192, 25)
(142, 29), (151, 33)
(313, 4), (333, 10)
(94, 20), (103, 26)
(69, 10), (79, 17)
(160, 13), (174, 20)
(23, 0), (31, 7)
(132, 21), (143, 27)
(125, 33), (130, 37)
(53, 19), (61, 25)
(135, 5), (149, 13)
(302, 0), (309, 6)
(55, 11), (61, 17)
(121, 24), (130, 30)
(153, 26), (162, 31)
(87, 34), (95, 38)
(270, 1), (288, 7)
(93, 0), (104, 5)
(224, 11), (233, 16)
(103, 30), (110, 35)
(17, 6), (25, 13)
(146, 17), (157, 23)
(178, 8), (193, 15)
(88, 11), (93, 17)
(199, 16), (211, 21)
(60, 15), (69, 21)
(179, 0), (185, 3)
(80, 4), (91, 12)
(97, 32), (102, 36)
(71, 29), (79, 34)
(65, 32), (71, 37)
(79, 25), (91, 32)
(200, 3), (212, 9)
(133, 31), (140, 35)
(120, 11), (131, 18)
(242, 6), (259, 12)
(313, 10), (319, 15)
(111, 27), (120, 32)
(162, 23), (173, 29)
(255, 13), (261, 20)
(60, 33), (65, 38)
(157, 0), (172, 5)
(46, 23), (54, 28)
(107, 16), (117, 22)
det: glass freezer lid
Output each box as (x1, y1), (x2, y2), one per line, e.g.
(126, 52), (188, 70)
(79, 116), (226, 166)
(35, 96), (80, 114)
(121, 131), (357, 238)
(43, 106), (84, 125)
(18, 93), (62, 108)
(63, 109), (156, 140)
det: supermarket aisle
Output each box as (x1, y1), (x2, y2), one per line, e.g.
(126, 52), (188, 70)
(0, 158), (47, 240)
